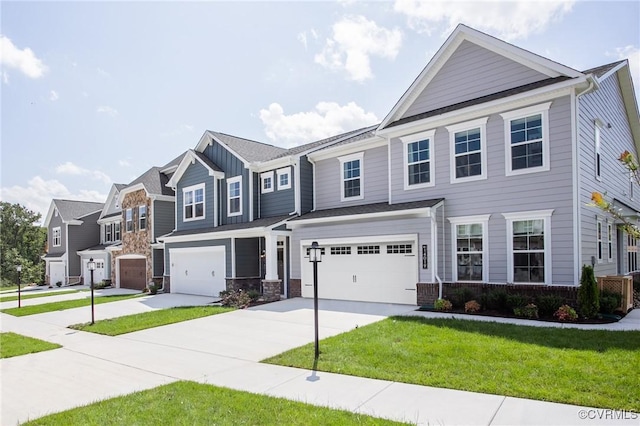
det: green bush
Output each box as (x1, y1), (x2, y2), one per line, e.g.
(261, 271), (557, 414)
(599, 290), (622, 314)
(449, 287), (476, 309)
(578, 265), (599, 319)
(513, 303), (539, 319)
(554, 304), (578, 321)
(536, 294), (564, 318)
(247, 290), (261, 302)
(506, 294), (527, 310)
(480, 289), (508, 311)
(433, 298), (453, 311)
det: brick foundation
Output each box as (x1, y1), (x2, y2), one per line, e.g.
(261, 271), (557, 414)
(289, 279), (301, 298)
(261, 280), (282, 302)
(416, 283), (439, 306)
(226, 277), (262, 293)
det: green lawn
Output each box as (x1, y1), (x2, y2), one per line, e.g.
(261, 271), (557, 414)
(264, 317), (640, 411)
(1, 294), (142, 317)
(24, 381), (406, 425)
(0, 285), (20, 293)
(0, 332), (61, 358)
(0, 289), (78, 303)
(69, 305), (234, 335)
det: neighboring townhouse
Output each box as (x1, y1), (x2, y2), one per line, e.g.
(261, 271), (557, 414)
(42, 199), (104, 286)
(77, 183), (126, 286)
(111, 154), (183, 290)
(287, 24), (639, 305)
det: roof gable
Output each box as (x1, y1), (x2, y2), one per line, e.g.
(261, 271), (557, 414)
(99, 183), (126, 220)
(166, 149), (225, 188)
(44, 199), (104, 227)
(195, 131), (287, 166)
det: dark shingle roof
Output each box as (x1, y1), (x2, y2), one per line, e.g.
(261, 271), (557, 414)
(100, 212), (122, 219)
(193, 150), (223, 172)
(161, 152), (187, 170)
(114, 183), (127, 191)
(43, 252), (64, 258)
(582, 60), (625, 78)
(127, 167), (174, 196)
(289, 199), (444, 222)
(54, 199), (104, 221)
(209, 131), (288, 163)
(161, 215), (291, 239)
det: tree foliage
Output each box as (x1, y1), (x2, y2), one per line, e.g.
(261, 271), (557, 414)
(578, 264), (599, 319)
(0, 202), (47, 285)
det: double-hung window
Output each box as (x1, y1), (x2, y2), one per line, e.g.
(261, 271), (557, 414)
(339, 152), (364, 201)
(594, 119), (603, 181)
(139, 205), (147, 230)
(628, 234), (638, 273)
(261, 172), (274, 194)
(227, 176), (242, 217)
(52, 227), (61, 247)
(607, 223), (613, 262)
(401, 130), (435, 189)
(114, 222), (121, 241)
(447, 117), (488, 183)
(183, 184), (205, 221)
(501, 102), (551, 176)
(449, 215), (490, 282)
(597, 219), (603, 263)
(276, 167), (291, 190)
(503, 210), (553, 284)
(125, 208), (133, 232)
(105, 224), (112, 242)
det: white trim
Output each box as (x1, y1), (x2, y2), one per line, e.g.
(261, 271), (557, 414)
(125, 208), (133, 233)
(195, 131), (251, 168)
(227, 176), (242, 217)
(501, 102), (552, 176)
(294, 158), (301, 214)
(166, 150), (225, 188)
(52, 226), (62, 247)
(307, 136), (386, 162)
(260, 171), (274, 194)
(301, 234), (417, 247)
(288, 205), (437, 228)
(448, 214), (490, 282)
(138, 204), (147, 230)
(338, 152), (364, 201)
(446, 117), (488, 184)
(161, 221), (291, 244)
(607, 221), (613, 263)
(276, 167), (291, 190)
(182, 183), (206, 222)
(401, 129), (436, 190)
(594, 119), (603, 181)
(596, 218), (604, 264)
(230, 237), (236, 278)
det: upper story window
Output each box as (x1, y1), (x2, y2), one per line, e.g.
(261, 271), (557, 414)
(227, 176), (242, 217)
(447, 117), (488, 183)
(52, 227), (61, 247)
(607, 222), (613, 262)
(114, 222), (121, 241)
(503, 209), (553, 284)
(183, 184), (205, 221)
(339, 152), (364, 201)
(261, 172), (274, 194)
(139, 205), (147, 230)
(277, 167), (291, 190)
(401, 130), (435, 190)
(597, 218), (603, 263)
(125, 208), (133, 232)
(449, 215), (490, 282)
(105, 224), (112, 242)
(501, 102), (551, 176)
(54, 208), (58, 217)
(594, 119), (603, 181)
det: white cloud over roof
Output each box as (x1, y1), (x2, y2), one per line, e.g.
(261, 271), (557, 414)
(0, 35), (48, 79)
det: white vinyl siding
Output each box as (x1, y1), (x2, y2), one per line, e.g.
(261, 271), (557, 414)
(227, 176), (242, 217)
(447, 117), (488, 183)
(501, 102), (551, 176)
(401, 129), (435, 190)
(183, 184), (205, 222)
(503, 210), (553, 284)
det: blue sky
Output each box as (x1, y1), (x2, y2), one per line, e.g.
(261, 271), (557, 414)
(1, 1), (639, 222)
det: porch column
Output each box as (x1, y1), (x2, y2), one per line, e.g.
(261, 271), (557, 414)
(264, 232), (279, 280)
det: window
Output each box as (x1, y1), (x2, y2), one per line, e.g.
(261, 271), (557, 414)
(261, 172), (274, 194)
(357, 245), (380, 254)
(501, 102), (551, 176)
(183, 184), (205, 221)
(54, 208), (58, 217)
(105, 224), (112, 242)
(401, 130), (435, 189)
(630, 171), (635, 200)
(227, 176), (242, 217)
(449, 215), (490, 282)
(114, 222), (121, 241)
(597, 219), (603, 263)
(503, 210), (553, 284)
(96, 261), (104, 269)
(387, 244), (412, 254)
(628, 234), (638, 273)
(125, 208), (133, 232)
(594, 119), (603, 181)
(139, 205), (147, 230)
(330, 246), (351, 255)
(52, 227), (61, 247)
(339, 152), (363, 201)
(608, 223), (613, 262)
(277, 167), (291, 190)
(447, 117), (488, 183)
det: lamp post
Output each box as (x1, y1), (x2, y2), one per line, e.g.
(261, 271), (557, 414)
(88, 258), (96, 325)
(308, 241), (322, 360)
(16, 265), (22, 308)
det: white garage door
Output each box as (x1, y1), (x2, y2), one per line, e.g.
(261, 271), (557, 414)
(50, 262), (66, 286)
(170, 247), (226, 297)
(301, 239), (418, 305)
(83, 259), (105, 286)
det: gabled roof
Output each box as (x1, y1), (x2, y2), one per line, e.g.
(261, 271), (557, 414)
(98, 183), (126, 220)
(166, 149), (225, 188)
(44, 199), (104, 228)
(583, 60), (626, 78)
(118, 152), (187, 202)
(195, 131), (287, 165)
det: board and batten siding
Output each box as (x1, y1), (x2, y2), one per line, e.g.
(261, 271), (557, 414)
(391, 95), (576, 285)
(314, 145), (389, 210)
(68, 211), (101, 276)
(260, 169), (295, 217)
(176, 161), (216, 231)
(154, 200), (175, 239)
(164, 239), (232, 277)
(402, 41), (549, 120)
(300, 156), (314, 214)
(578, 73), (640, 275)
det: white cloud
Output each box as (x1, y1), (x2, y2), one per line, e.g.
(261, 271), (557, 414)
(56, 161), (112, 184)
(0, 35), (48, 79)
(393, 0), (575, 41)
(2, 71), (8, 84)
(315, 16), (403, 82)
(97, 105), (118, 117)
(259, 101), (378, 147)
(118, 159), (131, 167)
(49, 90), (59, 101)
(298, 32), (308, 50)
(608, 45), (640, 96)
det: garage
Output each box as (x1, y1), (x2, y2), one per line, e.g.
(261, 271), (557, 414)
(119, 259), (146, 290)
(301, 238), (418, 305)
(83, 259), (105, 286)
(170, 246), (226, 297)
(50, 262), (66, 286)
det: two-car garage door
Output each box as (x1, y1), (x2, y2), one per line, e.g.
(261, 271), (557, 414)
(301, 237), (418, 305)
(170, 247), (226, 297)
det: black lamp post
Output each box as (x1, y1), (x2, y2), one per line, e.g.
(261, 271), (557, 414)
(88, 258), (96, 325)
(308, 241), (322, 360)
(16, 265), (22, 308)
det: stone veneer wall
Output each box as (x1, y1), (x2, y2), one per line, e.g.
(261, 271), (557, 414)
(289, 279), (302, 298)
(226, 277), (262, 293)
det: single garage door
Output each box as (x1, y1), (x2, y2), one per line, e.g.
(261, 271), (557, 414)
(301, 240), (418, 305)
(83, 259), (105, 286)
(170, 247), (226, 297)
(50, 262), (65, 286)
(120, 259), (146, 290)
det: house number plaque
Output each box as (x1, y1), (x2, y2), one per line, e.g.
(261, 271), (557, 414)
(422, 245), (428, 269)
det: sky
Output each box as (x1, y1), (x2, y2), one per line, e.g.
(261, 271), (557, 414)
(1, 1), (639, 223)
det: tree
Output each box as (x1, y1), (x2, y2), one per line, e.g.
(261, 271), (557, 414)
(0, 202), (47, 286)
(578, 264), (599, 319)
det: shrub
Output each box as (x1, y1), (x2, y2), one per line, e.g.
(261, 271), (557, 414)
(449, 287), (476, 309)
(480, 289), (508, 311)
(506, 294), (527, 310)
(578, 265), (599, 319)
(599, 290), (622, 314)
(513, 303), (539, 319)
(247, 290), (261, 302)
(148, 284), (158, 295)
(55, 281), (62, 288)
(433, 298), (453, 311)
(536, 294), (564, 318)
(220, 289), (251, 309)
(464, 300), (481, 313)
(554, 304), (578, 322)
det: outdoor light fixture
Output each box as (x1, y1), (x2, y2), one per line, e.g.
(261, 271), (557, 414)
(308, 241), (322, 360)
(88, 258), (96, 325)
(16, 264), (22, 308)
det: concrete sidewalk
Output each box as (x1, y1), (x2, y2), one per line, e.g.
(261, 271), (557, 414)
(1, 297), (638, 425)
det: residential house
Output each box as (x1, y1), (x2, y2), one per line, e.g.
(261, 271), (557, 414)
(42, 199), (104, 286)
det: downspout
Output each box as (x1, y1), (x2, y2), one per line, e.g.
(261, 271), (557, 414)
(307, 156), (317, 212)
(290, 157), (300, 216)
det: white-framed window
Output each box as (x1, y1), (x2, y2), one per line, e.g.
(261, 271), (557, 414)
(52, 227), (61, 247)
(503, 210), (553, 284)
(339, 152), (364, 201)
(446, 117), (488, 183)
(227, 176), (242, 217)
(330, 246), (351, 255)
(105, 224), (112, 242)
(96, 260), (105, 269)
(597, 219), (603, 263)
(628, 234), (638, 273)
(139, 205), (147, 230)
(125, 208), (133, 232)
(277, 167), (291, 190)
(501, 102), (551, 176)
(357, 245), (380, 254)
(401, 130), (435, 189)
(630, 171), (635, 200)
(54, 208), (58, 217)
(114, 222), (121, 241)
(183, 184), (205, 221)
(387, 244), (412, 254)
(594, 119), (603, 181)
(261, 171), (274, 194)
(449, 215), (490, 282)
(607, 222), (613, 262)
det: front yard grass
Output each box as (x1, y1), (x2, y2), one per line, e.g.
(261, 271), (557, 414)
(1, 294), (142, 317)
(0, 289), (78, 303)
(0, 332), (61, 358)
(69, 305), (234, 335)
(264, 317), (640, 412)
(24, 381), (407, 425)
